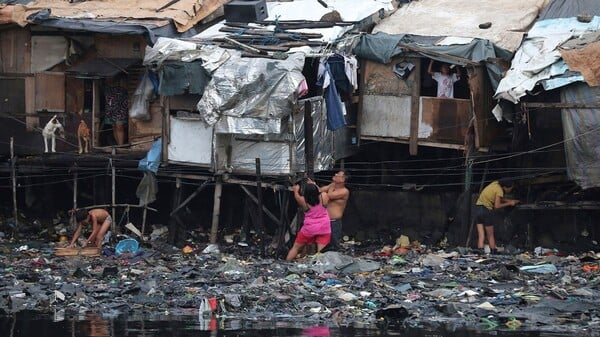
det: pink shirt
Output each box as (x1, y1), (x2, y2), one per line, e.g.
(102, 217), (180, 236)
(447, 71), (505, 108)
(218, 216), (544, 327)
(300, 204), (331, 236)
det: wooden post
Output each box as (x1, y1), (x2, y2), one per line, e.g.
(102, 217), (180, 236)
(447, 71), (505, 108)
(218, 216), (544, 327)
(168, 177), (183, 245)
(10, 137), (18, 237)
(111, 147), (116, 233)
(141, 174), (150, 237)
(464, 159), (474, 247)
(92, 80), (101, 148)
(210, 177), (223, 244)
(256, 158), (265, 257)
(72, 166), (78, 210)
(409, 58), (421, 156)
(72, 166), (78, 227)
(304, 100), (314, 176)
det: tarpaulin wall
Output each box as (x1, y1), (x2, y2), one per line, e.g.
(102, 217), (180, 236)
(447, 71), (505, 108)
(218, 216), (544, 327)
(561, 83), (600, 189)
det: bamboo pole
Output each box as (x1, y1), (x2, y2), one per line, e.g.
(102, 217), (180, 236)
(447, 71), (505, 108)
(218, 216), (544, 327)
(111, 147), (116, 233)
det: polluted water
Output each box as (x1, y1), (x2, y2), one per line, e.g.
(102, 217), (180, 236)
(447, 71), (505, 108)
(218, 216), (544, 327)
(0, 310), (549, 337)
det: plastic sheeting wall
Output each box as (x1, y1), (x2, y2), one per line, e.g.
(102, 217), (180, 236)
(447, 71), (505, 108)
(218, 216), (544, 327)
(561, 83), (600, 189)
(167, 117), (213, 165)
(197, 51), (306, 135)
(225, 97), (333, 175)
(293, 98), (334, 174)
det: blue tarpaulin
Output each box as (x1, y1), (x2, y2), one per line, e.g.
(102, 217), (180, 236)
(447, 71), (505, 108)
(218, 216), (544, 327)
(138, 138), (162, 173)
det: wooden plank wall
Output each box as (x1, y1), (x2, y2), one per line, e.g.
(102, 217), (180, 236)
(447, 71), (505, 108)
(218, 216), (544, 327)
(420, 97), (470, 144)
(469, 66), (500, 149)
(362, 56), (414, 96)
(0, 28), (30, 73)
(35, 73), (65, 112)
(95, 34), (146, 59)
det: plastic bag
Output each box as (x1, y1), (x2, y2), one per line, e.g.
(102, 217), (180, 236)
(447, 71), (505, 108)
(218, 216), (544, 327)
(115, 238), (139, 255)
(129, 71), (155, 120)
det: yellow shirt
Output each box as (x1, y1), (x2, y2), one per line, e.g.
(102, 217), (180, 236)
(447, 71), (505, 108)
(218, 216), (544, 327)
(476, 181), (504, 210)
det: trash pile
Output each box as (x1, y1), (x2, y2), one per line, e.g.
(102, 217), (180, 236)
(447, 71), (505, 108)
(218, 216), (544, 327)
(0, 222), (599, 335)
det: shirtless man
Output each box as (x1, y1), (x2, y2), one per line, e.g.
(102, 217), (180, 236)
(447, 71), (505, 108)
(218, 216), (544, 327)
(69, 208), (112, 248)
(319, 170), (350, 251)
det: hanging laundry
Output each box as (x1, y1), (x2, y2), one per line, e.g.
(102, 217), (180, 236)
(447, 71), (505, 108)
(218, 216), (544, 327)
(318, 62), (346, 131)
(344, 55), (359, 91)
(324, 54), (352, 97)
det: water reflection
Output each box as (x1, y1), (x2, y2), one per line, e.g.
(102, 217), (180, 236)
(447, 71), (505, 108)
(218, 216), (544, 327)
(85, 313), (110, 337)
(302, 326), (330, 337)
(0, 311), (547, 337)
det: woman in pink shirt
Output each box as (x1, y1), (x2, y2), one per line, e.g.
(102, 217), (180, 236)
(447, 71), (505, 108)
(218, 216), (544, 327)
(286, 181), (331, 260)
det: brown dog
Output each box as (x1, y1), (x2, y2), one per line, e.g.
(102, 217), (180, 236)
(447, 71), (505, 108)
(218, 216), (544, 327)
(77, 120), (91, 154)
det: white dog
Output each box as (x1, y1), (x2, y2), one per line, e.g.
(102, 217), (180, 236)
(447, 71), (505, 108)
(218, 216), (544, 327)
(42, 115), (65, 153)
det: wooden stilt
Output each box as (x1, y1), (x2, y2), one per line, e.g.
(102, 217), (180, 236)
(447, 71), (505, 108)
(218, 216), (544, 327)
(210, 177), (223, 244)
(73, 169), (78, 211)
(464, 159), (475, 247)
(168, 178), (184, 244)
(272, 189), (290, 256)
(10, 137), (18, 238)
(72, 166), (78, 228)
(256, 158), (265, 257)
(141, 176), (150, 238)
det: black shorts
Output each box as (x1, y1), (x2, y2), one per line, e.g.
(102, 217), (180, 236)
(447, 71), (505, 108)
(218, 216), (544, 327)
(474, 205), (503, 227)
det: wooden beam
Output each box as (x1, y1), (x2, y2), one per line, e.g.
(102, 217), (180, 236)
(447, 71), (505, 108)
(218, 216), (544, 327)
(360, 135), (467, 150)
(169, 180), (209, 216)
(522, 102), (600, 109)
(79, 204), (158, 212)
(399, 45), (480, 66)
(239, 185), (280, 224)
(159, 172), (285, 189)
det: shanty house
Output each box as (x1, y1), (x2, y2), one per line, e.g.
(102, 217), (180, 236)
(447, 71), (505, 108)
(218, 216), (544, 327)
(0, 0), (226, 155)
(352, 0), (548, 155)
(493, 0), (600, 248)
(151, 0), (396, 177)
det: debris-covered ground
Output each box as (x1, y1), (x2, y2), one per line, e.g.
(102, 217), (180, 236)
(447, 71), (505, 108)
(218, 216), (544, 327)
(0, 219), (599, 336)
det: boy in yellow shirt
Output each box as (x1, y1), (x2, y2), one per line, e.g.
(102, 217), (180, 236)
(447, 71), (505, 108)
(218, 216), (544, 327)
(474, 179), (519, 254)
